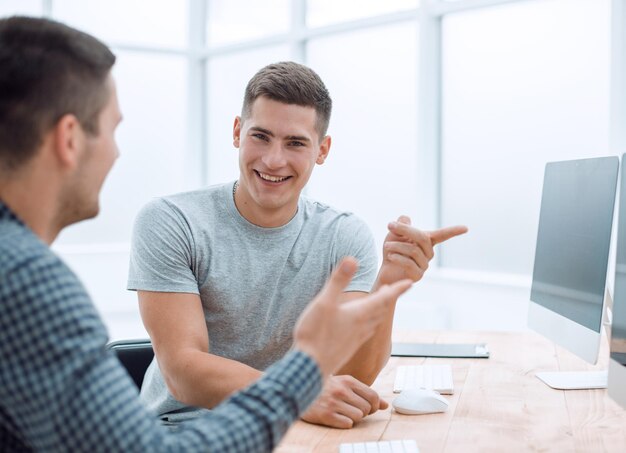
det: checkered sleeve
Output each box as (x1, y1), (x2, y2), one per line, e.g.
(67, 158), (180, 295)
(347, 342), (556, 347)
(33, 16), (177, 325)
(0, 242), (321, 452)
(180, 350), (321, 450)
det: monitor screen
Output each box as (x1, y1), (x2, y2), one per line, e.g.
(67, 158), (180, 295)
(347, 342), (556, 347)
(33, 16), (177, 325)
(609, 155), (626, 407)
(530, 157), (618, 334)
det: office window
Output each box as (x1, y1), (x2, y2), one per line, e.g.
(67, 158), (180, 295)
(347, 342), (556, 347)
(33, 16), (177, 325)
(307, 0), (418, 27)
(5, 0), (624, 334)
(440, 0), (610, 275)
(307, 23), (419, 251)
(207, 0), (290, 46)
(206, 45), (291, 184)
(52, 0), (187, 48)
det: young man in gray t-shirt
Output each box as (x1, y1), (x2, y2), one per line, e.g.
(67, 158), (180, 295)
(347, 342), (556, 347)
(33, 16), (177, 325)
(128, 61), (467, 428)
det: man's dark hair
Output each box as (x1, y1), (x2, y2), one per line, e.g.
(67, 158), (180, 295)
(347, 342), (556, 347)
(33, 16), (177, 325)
(242, 61), (332, 139)
(0, 16), (116, 171)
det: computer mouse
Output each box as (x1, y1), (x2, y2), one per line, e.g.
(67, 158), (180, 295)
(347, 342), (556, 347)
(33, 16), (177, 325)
(392, 388), (449, 415)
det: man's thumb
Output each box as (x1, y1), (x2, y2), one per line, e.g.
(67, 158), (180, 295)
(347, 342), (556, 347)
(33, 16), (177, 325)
(322, 257), (358, 299)
(396, 215), (411, 225)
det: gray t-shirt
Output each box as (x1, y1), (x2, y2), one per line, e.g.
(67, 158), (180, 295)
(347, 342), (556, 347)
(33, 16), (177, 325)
(127, 182), (378, 418)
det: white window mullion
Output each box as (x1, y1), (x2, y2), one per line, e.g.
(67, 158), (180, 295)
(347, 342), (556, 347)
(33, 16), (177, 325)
(290, 0), (307, 62)
(188, 0), (208, 188)
(417, 0), (442, 238)
(42, 0), (52, 17)
(612, 0), (626, 155)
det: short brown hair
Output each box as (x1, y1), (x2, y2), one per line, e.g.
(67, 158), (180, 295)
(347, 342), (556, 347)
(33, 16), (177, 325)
(241, 61), (332, 139)
(0, 16), (116, 172)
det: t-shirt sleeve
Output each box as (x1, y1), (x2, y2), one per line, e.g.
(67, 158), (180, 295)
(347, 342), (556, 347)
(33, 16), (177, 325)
(127, 198), (200, 294)
(334, 215), (378, 293)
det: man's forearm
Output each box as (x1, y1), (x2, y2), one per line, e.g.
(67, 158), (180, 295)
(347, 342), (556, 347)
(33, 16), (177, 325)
(165, 350), (263, 408)
(175, 350), (322, 451)
(336, 283), (398, 384)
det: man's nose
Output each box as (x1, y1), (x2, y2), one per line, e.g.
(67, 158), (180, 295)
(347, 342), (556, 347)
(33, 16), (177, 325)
(262, 143), (287, 169)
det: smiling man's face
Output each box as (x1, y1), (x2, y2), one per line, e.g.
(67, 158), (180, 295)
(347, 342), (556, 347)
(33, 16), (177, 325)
(233, 96), (330, 227)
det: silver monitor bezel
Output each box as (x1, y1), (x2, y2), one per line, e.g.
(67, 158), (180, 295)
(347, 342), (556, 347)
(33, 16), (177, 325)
(528, 157), (619, 366)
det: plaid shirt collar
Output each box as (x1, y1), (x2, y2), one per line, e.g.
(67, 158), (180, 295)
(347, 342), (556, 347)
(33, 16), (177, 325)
(0, 198), (24, 226)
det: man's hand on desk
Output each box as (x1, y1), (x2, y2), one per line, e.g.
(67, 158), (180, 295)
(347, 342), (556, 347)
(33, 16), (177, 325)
(300, 375), (388, 429)
(376, 216), (468, 286)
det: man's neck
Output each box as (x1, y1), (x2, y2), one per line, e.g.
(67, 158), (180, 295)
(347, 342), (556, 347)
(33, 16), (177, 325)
(0, 171), (61, 245)
(233, 184), (299, 228)
(235, 202), (299, 228)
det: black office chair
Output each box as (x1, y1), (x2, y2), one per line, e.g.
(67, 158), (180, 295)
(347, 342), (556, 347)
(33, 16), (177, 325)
(107, 339), (154, 389)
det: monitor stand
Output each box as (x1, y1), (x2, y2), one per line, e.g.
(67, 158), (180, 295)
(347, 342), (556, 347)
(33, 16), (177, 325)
(535, 370), (608, 390)
(535, 291), (614, 390)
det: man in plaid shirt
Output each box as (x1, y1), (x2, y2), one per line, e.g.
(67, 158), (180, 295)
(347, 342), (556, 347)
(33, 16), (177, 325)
(0, 16), (411, 452)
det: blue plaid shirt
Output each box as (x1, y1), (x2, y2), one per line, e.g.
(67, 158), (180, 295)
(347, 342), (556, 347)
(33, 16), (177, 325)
(0, 200), (322, 452)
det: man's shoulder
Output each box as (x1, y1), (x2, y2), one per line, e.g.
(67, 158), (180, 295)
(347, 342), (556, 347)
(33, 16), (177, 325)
(145, 183), (232, 210)
(0, 219), (51, 277)
(302, 196), (350, 218)
(162, 183), (229, 204)
(0, 220), (85, 313)
(300, 197), (367, 230)
(138, 183), (230, 220)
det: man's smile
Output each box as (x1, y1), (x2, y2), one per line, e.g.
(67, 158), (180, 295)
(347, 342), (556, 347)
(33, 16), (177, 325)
(255, 170), (292, 183)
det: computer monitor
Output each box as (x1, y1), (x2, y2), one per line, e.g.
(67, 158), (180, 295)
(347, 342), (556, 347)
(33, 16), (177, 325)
(528, 156), (619, 389)
(608, 155), (626, 408)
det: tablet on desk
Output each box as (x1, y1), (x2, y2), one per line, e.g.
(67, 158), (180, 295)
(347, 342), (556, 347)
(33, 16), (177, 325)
(391, 343), (490, 358)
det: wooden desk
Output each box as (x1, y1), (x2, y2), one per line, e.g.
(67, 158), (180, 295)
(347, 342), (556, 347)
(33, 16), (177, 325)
(276, 331), (626, 452)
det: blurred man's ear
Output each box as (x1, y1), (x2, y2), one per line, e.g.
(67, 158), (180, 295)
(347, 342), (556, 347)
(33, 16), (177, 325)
(233, 116), (242, 148)
(316, 135), (331, 165)
(53, 114), (84, 170)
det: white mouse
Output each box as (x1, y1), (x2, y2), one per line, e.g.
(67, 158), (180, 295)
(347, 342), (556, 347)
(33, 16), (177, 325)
(392, 388), (449, 415)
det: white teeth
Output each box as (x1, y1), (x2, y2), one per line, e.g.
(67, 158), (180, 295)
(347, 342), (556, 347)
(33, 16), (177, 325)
(258, 172), (288, 182)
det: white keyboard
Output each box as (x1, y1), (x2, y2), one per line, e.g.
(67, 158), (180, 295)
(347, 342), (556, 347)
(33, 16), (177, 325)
(339, 440), (419, 453)
(393, 364), (454, 394)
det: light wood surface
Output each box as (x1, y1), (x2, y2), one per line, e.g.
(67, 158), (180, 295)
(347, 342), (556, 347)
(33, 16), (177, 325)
(276, 331), (626, 452)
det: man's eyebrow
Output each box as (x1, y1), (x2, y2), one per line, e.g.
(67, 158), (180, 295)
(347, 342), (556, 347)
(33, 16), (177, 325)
(249, 126), (274, 137)
(286, 135), (311, 142)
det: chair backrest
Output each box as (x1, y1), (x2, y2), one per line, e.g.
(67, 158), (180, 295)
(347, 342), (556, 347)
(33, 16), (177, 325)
(106, 339), (154, 389)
